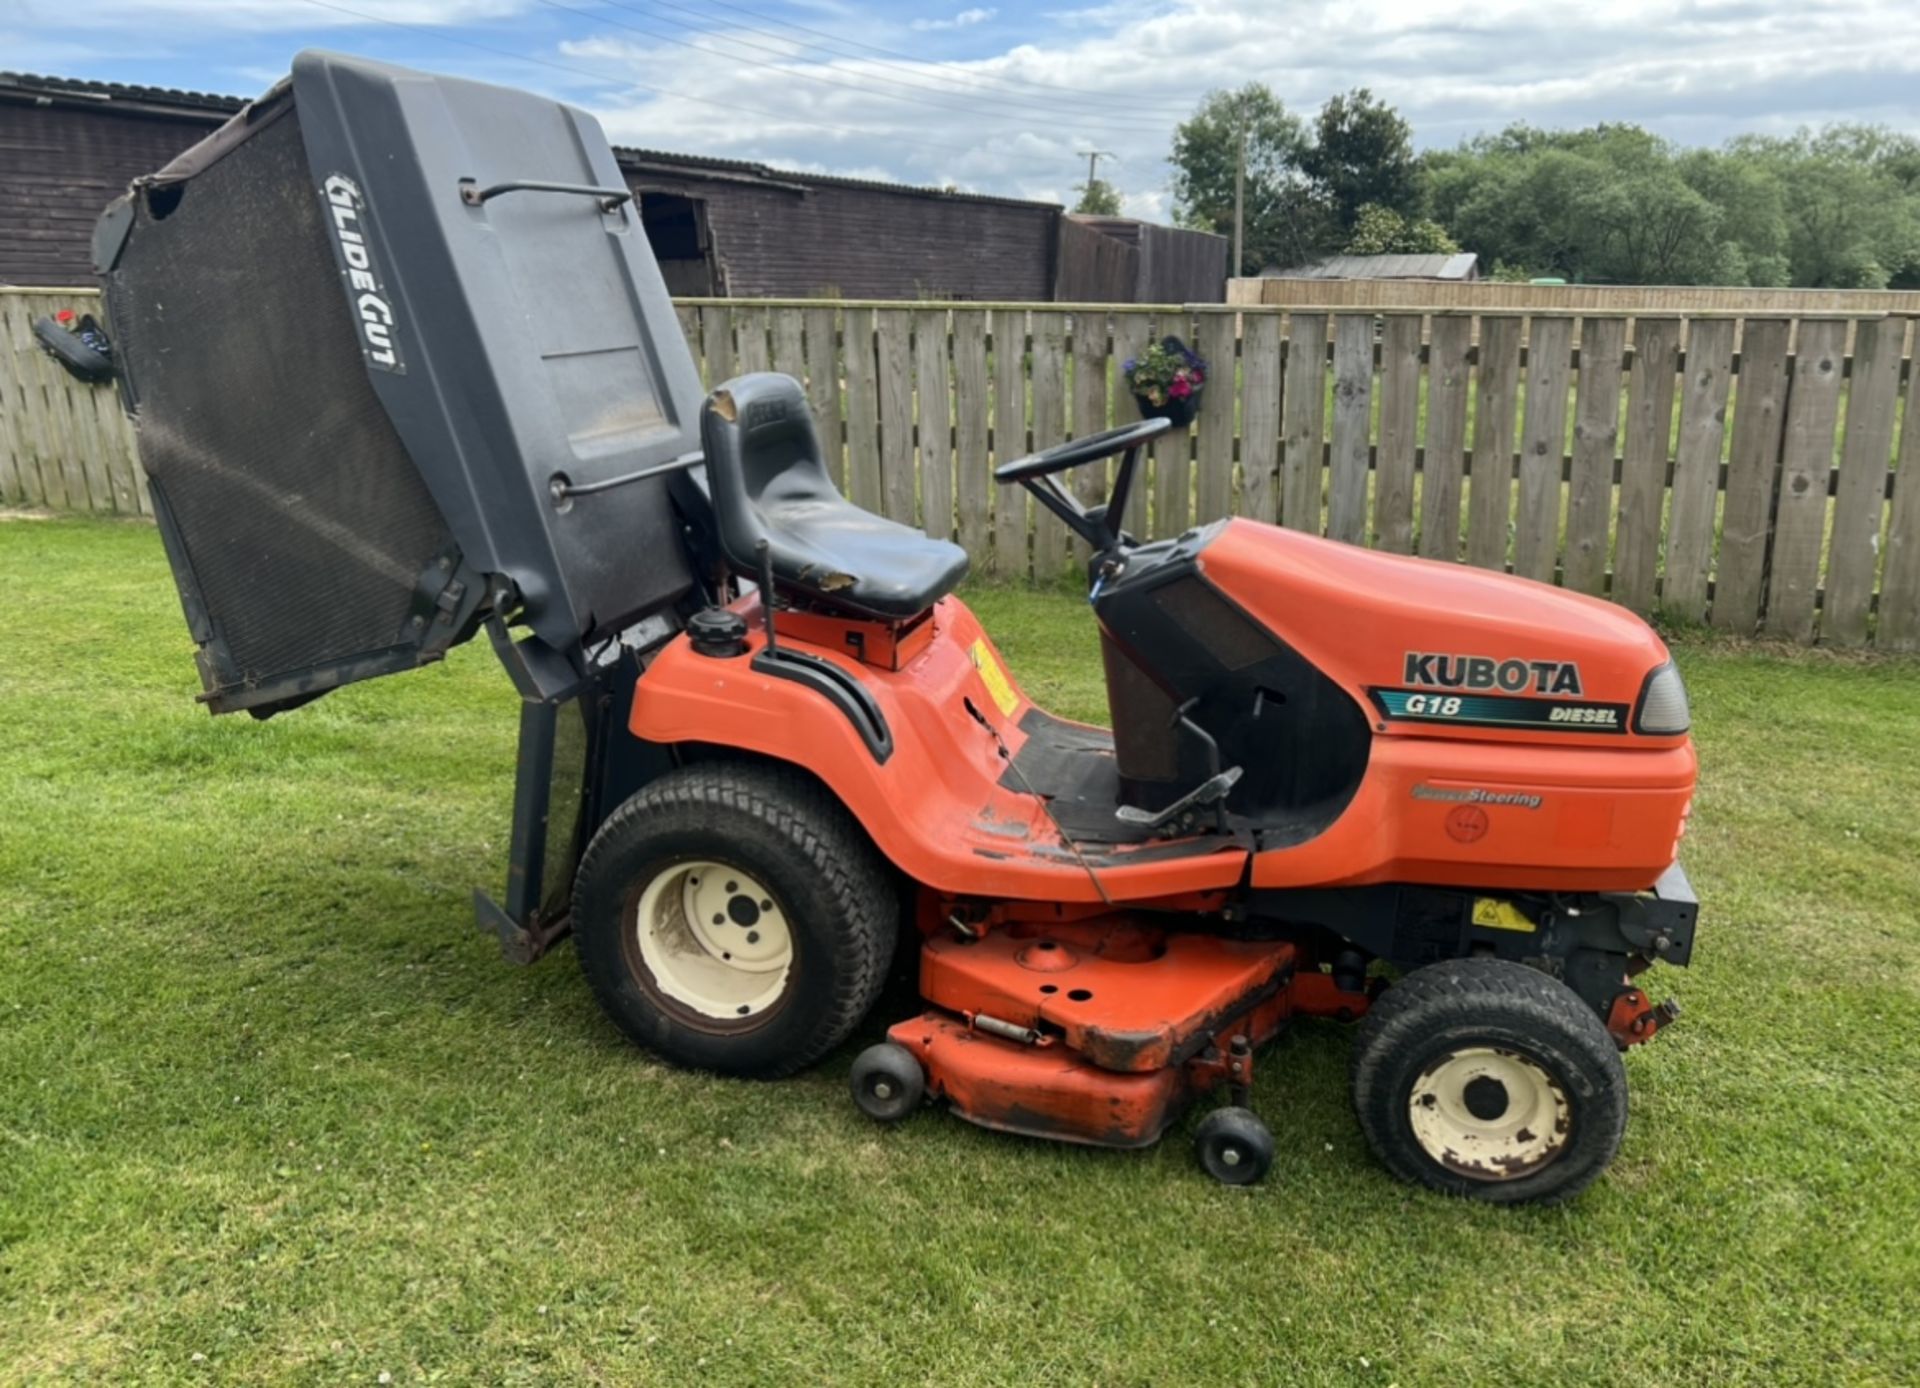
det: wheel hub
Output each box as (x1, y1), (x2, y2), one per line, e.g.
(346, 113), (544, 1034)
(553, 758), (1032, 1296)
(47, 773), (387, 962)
(631, 860), (793, 1021)
(1408, 1046), (1570, 1181)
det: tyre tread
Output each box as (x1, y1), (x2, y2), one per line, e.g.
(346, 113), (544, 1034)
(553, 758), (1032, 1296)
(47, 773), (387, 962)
(573, 761), (895, 1078)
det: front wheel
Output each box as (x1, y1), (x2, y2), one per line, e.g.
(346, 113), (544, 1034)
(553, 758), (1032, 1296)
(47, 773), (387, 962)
(572, 763), (896, 1079)
(1348, 958), (1628, 1205)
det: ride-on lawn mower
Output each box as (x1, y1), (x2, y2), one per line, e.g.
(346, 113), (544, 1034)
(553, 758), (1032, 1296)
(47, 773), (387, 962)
(98, 53), (1698, 1205)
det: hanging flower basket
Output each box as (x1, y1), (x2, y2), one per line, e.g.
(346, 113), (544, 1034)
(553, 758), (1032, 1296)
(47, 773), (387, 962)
(1123, 335), (1207, 428)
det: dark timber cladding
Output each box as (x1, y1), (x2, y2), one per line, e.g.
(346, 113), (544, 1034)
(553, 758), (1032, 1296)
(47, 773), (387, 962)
(0, 75), (240, 286)
(5, 71), (1223, 303)
(618, 148), (1058, 301)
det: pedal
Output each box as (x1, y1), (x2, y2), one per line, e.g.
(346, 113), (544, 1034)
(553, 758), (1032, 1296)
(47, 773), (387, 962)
(1115, 766), (1242, 829)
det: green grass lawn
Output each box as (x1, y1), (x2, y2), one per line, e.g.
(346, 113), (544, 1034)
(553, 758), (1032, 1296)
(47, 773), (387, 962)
(4, 515), (1918, 1386)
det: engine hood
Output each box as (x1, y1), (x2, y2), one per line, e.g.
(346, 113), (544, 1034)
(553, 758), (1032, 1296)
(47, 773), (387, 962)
(1199, 519), (1680, 744)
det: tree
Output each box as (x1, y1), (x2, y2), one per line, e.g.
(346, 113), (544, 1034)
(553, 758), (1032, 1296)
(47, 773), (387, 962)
(1303, 89), (1419, 233)
(1170, 84), (1327, 274)
(1072, 177), (1123, 216)
(1344, 203), (1458, 256)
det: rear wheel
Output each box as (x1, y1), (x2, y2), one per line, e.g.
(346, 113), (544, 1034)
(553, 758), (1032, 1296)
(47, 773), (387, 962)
(1348, 958), (1627, 1205)
(572, 763), (896, 1078)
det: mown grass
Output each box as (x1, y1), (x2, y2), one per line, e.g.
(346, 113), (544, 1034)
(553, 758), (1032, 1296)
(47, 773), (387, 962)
(4, 516), (1918, 1386)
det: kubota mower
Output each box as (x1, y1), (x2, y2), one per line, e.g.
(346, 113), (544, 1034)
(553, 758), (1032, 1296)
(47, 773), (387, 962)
(98, 53), (1698, 1204)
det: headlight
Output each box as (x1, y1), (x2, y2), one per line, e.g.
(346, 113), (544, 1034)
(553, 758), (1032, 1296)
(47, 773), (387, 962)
(1634, 661), (1691, 735)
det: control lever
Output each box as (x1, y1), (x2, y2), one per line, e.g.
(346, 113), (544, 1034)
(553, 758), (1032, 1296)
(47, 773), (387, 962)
(1115, 766), (1243, 829)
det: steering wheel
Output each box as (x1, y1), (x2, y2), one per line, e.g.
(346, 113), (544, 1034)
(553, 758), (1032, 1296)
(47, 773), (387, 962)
(993, 417), (1171, 483)
(992, 416), (1171, 553)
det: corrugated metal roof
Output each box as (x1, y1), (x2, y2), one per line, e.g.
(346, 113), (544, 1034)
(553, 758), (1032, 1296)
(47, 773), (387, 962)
(1266, 252), (1478, 281)
(0, 71), (245, 116)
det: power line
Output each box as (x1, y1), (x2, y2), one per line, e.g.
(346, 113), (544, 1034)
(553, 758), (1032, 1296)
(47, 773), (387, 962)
(595, 0), (1202, 119)
(545, 0), (1183, 133)
(290, 0), (1004, 156)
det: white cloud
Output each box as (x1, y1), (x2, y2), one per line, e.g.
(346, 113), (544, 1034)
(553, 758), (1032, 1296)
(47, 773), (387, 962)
(911, 7), (998, 31)
(14, 0), (1920, 219)
(572, 0), (1920, 219)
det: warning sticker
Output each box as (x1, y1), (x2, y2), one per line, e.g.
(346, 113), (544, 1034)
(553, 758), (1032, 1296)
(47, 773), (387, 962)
(1471, 898), (1536, 933)
(968, 639), (1020, 718)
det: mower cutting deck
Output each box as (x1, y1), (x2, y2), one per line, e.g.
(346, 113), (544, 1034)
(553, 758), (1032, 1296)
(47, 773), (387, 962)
(100, 51), (1700, 1205)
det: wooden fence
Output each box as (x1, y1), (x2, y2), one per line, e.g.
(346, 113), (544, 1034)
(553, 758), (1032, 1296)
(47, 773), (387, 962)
(1231, 275), (1920, 317)
(0, 287), (148, 516)
(7, 287), (1920, 650)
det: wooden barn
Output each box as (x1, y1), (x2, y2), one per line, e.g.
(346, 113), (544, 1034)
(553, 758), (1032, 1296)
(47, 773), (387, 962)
(0, 71), (1223, 303)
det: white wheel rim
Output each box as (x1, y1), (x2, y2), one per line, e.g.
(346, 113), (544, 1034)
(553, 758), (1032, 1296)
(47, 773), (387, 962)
(1408, 1046), (1571, 1181)
(630, 860), (792, 1022)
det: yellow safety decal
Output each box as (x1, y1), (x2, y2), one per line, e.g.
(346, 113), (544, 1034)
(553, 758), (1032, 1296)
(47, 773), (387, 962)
(968, 638), (1020, 718)
(1471, 898), (1536, 932)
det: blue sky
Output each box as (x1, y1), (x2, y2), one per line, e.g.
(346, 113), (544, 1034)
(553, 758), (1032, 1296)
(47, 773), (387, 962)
(8, 0), (1919, 218)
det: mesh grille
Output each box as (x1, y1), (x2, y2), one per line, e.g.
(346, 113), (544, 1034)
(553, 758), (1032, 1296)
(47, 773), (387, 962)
(111, 108), (454, 688)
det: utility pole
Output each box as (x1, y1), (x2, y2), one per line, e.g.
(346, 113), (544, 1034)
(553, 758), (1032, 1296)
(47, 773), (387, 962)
(1232, 121), (1246, 276)
(1075, 148), (1117, 213)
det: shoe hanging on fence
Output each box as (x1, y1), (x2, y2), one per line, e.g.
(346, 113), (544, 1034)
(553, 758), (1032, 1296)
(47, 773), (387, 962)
(32, 309), (115, 386)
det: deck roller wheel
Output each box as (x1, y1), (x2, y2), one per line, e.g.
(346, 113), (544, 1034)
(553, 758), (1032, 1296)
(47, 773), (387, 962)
(850, 1042), (925, 1122)
(1194, 1106), (1274, 1185)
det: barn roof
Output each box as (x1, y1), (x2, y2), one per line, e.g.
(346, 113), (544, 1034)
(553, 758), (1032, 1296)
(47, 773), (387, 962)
(1267, 252), (1479, 281)
(0, 71), (245, 119)
(613, 146), (1058, 211)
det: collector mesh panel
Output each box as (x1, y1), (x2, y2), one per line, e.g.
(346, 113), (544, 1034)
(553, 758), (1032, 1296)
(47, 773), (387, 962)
(109, 107), (454, 686)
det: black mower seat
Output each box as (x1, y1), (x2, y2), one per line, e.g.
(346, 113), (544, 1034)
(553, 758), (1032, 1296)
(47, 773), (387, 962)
(700, 372), (970, 620)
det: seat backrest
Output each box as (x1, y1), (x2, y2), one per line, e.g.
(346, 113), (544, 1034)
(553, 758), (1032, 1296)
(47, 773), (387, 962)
(699, 371), (837, 571)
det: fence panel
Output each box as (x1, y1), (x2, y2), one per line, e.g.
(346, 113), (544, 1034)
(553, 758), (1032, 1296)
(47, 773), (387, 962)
(1564, 316), (1625, 596)
(913, 307), (954, 543)
(1328, 314), (1374, 545)
(1881, 365), (1920, 652)
(1110, 311), (1156, 537)
(1515, 316), (1573, 584)
(801, 305), (844, 491)
(1822, 317), (1903, 645)
(1663, 317), (1737, 622)
(1615, 318), (1681, 615)
(1029, 314), (1070, 578)
(875, 309), (916, 527)
(1280, 312), (1328, 534)
(1765, 319), (1847, 641)
(1239, 312), (1283, 526)
(1070, 310), (1112, 565)
(9, 288), (1919, 650)
(1712, 318), (1791, 633)
(1468, 315), (1523, 572)
(990, 310), (1029, 579)
(1372, 314), (1421, 553)
(951, 311), (992, 560)
(1419, 315), (1473, 561)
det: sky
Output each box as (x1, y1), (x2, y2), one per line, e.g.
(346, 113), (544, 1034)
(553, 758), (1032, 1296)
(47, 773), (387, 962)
(7, 0), (1920, 219)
